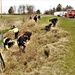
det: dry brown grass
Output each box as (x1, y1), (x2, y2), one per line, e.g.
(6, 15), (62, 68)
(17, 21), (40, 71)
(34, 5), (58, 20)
(0, 16), (69, 75)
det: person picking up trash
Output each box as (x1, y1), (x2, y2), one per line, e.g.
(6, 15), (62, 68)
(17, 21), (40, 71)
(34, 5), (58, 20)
(3, 37), (14, 50)
(17, 31), (32, 53)
(10, 25), (19, 39)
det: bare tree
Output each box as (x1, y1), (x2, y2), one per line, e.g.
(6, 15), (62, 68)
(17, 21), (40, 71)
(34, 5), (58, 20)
(18, 5), (25, 14)
(62, 5), (73, 11)
(65, 5), (73, 10)
(13, 5), (16, 14)
(26, 5), (35, 14)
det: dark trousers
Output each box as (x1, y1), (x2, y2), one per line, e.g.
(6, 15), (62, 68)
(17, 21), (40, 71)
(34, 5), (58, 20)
(15, 31), (19, 39)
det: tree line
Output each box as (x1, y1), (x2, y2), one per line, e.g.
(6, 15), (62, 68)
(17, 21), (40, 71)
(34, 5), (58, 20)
(44, 4), (73, 14)
(8, 4), (41, 14)
(8, 4), (73, 15)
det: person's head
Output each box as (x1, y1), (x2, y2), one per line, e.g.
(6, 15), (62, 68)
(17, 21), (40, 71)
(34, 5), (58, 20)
(12, 25), (15, 28)
(24, 33), (28, 38)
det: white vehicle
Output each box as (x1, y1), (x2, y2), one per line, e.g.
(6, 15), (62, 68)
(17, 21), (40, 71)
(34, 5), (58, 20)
(54, 11), (67, 17)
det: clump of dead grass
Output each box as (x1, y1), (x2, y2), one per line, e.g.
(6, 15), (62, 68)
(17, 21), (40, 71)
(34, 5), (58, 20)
(1, 18), (69, 75)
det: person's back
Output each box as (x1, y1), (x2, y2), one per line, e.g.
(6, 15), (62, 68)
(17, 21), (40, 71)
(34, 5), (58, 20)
(17, 35), (26, 47)
(49, 18), (58, 27)
(11, 25), (19, 39)
(34, 15), (37, 22)
(45, 24), (52, 31)
(38, 15), (40, 20)
(52, 18), (58, 23)
(13, 27), (19, 33)
(3, 37), (14, 50)
(3, 37), (11, 48)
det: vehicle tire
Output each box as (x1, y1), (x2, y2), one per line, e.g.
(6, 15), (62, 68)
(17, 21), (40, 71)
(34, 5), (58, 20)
(57, 15), (60, 17)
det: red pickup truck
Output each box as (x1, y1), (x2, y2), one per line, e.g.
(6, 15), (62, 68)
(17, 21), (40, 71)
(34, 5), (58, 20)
(65, 9), (75, 18)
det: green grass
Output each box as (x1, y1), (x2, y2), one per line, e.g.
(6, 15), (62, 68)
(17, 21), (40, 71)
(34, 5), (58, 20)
(0, 29), (10, 45)
(58, 17), (75, 74)
(0, 15), (24, 20)
(38, 15), (75, 75)
(38, 15), (58, 25)
(0, 39), (3, 44)
(0, 29), (10, 34)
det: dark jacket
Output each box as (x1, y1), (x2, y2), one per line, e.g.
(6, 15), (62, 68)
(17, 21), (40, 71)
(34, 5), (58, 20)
(52, 18), (58, 23)
(45, 24), (52, 31)
(3, 37), (11, 45)
(3, 37), (14, 48)
(17, 35), (27, 47)
(38, 15), (40, 19)
(34, 15), (37, 22)
(49, 18), (58, 23)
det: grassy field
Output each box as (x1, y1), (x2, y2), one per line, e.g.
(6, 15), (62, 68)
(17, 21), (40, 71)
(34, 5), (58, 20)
(38, 16), (75, 75)
(0, 15), (75, 75)
(57, 17), (75, 75)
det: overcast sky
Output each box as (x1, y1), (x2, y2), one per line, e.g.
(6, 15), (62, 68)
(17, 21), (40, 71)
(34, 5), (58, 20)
(0, 0), (75, 13)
